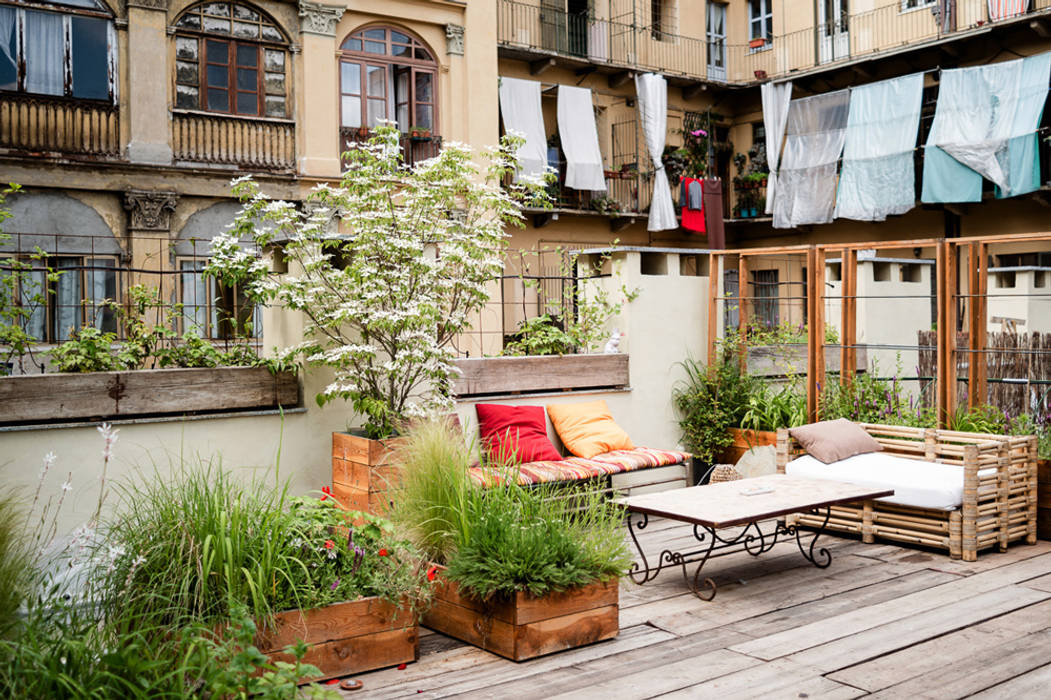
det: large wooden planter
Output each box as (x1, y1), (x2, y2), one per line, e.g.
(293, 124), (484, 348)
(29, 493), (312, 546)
(718, 427), (778, 465)
(1038, 458), (1050, 541)
(0, 367), (298, 424)
(452, 353), (629, 397)
(331, 432), (403, 515)
(422, 568), (619, 661)
(258, 597), (417, 683)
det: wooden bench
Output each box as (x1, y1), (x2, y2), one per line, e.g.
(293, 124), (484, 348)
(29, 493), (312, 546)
(776, 423), (1037, 561)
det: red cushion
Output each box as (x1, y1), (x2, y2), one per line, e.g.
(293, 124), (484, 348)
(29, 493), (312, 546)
(475, 404), (562, 465)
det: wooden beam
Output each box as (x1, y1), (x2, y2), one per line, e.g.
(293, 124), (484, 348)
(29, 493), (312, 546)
(840, 248), (857, 386)
(852, 62), (874, 80)
(707, 253), (719, 369)
(806, 247), (820, 421)
(738, 254), (749, 373)
(937, 240), (958, 427)
(944, 203), (968, 217)
(608, 71), (633, 89)
(608, 216), (634, 233)
(975, 242), (988, 407)
(1032, 190), (1051, 208)
(814, 247), (827, 420)
(532, 212), (554, 228)
(967, 243), (980, 410)
(530, 58), (556, 76)
(1031, 19), (1051, 38)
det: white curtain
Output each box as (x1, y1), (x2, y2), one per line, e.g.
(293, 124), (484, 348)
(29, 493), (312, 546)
(923, 53), (1051, 200)
(588, 20), (609, 63)
(0, 7), (15, 81)
(773, 89), (850, 229)
(557, 85), (607, 191)
(761, 81), (792, 215)
(25, 10), (64, 96)
(835, 73), (923, 222)
(498, 77), (549, 183)
(988, 0), (1029, 21)
(634, 72), (676, 231)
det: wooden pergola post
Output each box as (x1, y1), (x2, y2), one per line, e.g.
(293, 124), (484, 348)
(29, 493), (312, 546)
(707, 252), (719, 369)
(840, 248), (857, 385)
(806, 246), (825, 422)
(737, 253), (749, 373)
(937, 240), (958, 428)
(966, 242), (988, 409)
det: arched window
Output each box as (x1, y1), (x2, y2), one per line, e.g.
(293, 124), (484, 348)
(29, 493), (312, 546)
(339, 26), (437, 133)
(173, 2), (289, 118)
(0, 0), (116, 101)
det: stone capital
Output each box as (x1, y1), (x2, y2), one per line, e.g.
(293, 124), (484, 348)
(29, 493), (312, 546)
(445, 23), (464, 56)
(298, 1), (345, 37)
(124, 190), (179, 231)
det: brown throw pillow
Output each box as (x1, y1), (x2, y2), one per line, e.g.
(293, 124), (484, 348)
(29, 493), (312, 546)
(789, 419), (882, 464)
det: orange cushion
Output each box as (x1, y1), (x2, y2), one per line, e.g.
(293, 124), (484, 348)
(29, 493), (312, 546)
(546, 400), (634, 459)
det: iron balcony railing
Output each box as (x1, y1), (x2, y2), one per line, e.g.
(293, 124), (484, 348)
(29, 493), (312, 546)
(339, 129), (443, 168)
(498, 0), (1051, 84)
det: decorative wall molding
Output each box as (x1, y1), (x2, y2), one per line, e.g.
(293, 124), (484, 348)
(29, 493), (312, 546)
(298, 1), (345, 36)
(124, 190), (179, 231)
(445, 23), (465, 55)
(125, 0), (169, 11)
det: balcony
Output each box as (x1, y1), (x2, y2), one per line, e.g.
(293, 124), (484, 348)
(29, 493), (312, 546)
(172, 110), (296, 172)
(339, 129), (443, 168)
(0, 93), (121, 159)
(497, 0), (1051, 85)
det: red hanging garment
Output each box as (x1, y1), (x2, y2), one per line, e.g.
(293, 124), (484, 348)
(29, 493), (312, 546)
(681, 177), (706, 234)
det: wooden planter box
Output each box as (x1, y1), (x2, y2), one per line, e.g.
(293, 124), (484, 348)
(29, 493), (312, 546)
(452, 353), (629, 397)
(0, 367), (298, 425)
(258, 597), (417, 683)
(422, 567), (619, 661)
(331, 432), (403, 515)
(718, 427), (778, 466)
(1038, 458), (1050, 541)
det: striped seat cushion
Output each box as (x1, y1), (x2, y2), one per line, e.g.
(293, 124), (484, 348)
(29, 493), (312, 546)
(588, 447), (691, 471)
(467, 447), (690, 487)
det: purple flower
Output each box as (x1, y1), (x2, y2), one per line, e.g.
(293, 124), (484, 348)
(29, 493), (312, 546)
(331, 578), (340, 591)
(691, 129), (708, 137)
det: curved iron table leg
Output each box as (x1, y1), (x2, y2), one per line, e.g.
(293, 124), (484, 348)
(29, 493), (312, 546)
(795, 506), (833, 568)
(688, 524), (719, 601)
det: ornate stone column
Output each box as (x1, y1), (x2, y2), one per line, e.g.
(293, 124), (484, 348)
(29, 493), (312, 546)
(297, 1), (346, 178)
(123, 191), (179, 313)
(126, 0), (174, 164)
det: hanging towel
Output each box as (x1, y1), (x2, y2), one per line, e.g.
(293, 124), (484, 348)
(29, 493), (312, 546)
(922, 53), (1051, 202)
(774, 89), (850, 229)
(498, 77), (548, 183)
(988, 0), (1029, 21)
(681, 177), (706, 234)
(835, 73), (924, 222)
(635, 73), (677, 231)
(703, 178), (725, 249)
(557, 85), (607, 191)
(761, 81), (792, 215)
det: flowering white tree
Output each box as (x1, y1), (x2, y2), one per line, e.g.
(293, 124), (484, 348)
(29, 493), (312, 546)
(206, 126), (550, 438)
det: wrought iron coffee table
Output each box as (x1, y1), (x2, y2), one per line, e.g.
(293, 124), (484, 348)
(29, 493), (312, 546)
(622, 474), (893, 601)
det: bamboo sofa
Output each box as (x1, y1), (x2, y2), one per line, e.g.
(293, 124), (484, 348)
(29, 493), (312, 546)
(776, 423), (1038, 561)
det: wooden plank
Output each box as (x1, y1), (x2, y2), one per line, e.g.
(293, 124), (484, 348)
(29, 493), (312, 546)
(806, 246), (820, 421)
(452, 354), (629, 396)
(260, 597), (411, 649)
(813, 246), (826, 417)
(707, 252), (719, 368)
(966, 657), (1051, 699)
(421, 596), (517, 656)
(0, 367), (297, 423)
(546, 648), (759, 700)
(867, 629), (1051, 699)
(738, 254), (748, 373)
(729, 552), (1051, 660)
(513, 578), (618, 625)
(513, 604), (619, 659)
(842, 248), (858, 384)
(828, 598), (1051, 692)
(785, 585), (1050, 672)
(656, 658), (864, 700)
(265, 626), (417, 683)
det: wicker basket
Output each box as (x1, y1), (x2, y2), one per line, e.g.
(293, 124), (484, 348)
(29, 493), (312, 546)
(709, 464), (743, 484)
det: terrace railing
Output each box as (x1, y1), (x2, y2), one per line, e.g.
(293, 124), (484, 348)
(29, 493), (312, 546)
(172, 110), (296, 172)
(0, 94), (121, 158)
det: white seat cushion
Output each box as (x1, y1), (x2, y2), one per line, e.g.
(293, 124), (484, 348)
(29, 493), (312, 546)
(786, 452), (993, 511)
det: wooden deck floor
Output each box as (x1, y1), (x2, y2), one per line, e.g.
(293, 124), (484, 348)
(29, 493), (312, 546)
(347, 520), (1051, 698)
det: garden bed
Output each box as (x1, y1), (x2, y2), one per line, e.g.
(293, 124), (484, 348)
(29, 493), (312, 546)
(0, 366), (299, 424)
(258, 597), (417, 683)
(422, 567), (619, 661)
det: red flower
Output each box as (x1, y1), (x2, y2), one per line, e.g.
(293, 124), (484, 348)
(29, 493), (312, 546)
(427, 566), (439, 582)
(324, 539), (335, 550)
(378, 548), (389, 557)
(397, 663), (407, 670)
(320, 486), (332, 501)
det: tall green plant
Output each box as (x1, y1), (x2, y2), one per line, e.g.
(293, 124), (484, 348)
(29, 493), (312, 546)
(672, 356), (759, 462)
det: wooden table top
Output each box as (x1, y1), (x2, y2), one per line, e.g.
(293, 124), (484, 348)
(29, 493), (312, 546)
(623, 474), (894, 529)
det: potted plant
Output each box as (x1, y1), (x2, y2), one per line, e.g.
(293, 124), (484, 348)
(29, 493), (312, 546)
(97, 466), (432, 683)
(389, 421), (628, 661)
(589, 195), (622, 216)
(408, 125), (432, 141)
(205, 126), (551, 513)
(749, 37), (766, 49)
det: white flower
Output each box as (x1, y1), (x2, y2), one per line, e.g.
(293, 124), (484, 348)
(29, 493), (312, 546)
(61, 480), (72, 493)
(40, 451), (57, 478)
(98, 423), (119, 461)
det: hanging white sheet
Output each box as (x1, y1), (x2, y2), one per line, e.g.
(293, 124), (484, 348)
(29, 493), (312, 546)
(988, 0), (1029, 21)
(557, 85), (607, 191)
(634, 73), (676, 232)
(773, 89), (850, 229)
(761, 81), (792, 215)
(835, 73), (923, 222)
(922, 53), (1051, 202)
(498, 77), (549, 183)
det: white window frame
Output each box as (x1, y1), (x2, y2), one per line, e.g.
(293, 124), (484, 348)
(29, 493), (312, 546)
(900, 0), (936, 13)
(748, 0), (773, 49)
(0, 3), (118, 101)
